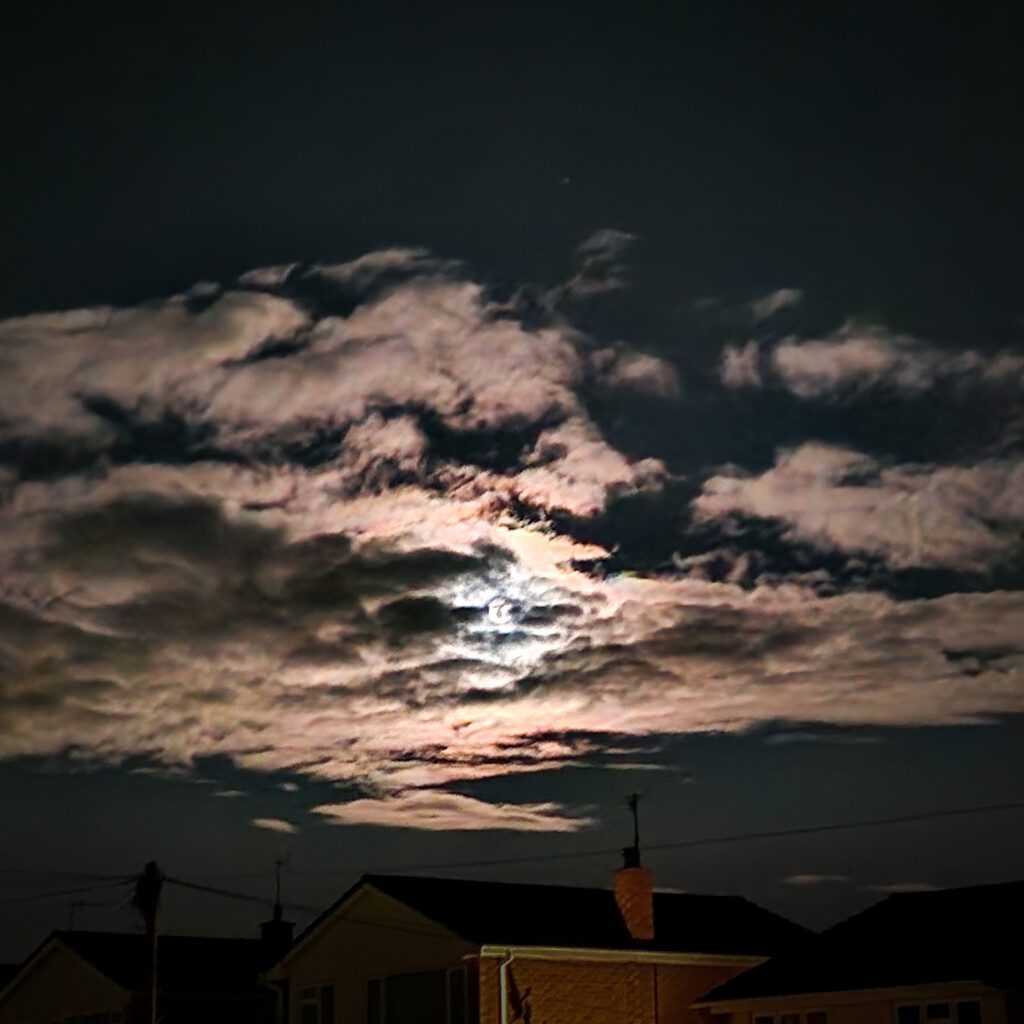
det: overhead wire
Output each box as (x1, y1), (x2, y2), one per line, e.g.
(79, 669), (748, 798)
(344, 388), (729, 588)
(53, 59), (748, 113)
(0, 879), (132, 909)
(162, 875), (321, 914)
(3, 797), (1022, 914)
(244, 796), (1024, 877)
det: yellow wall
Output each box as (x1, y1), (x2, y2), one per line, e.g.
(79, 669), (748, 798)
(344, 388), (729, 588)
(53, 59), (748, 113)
(0, 942), (128, 1024)
(275, 886), (477, 1023)
(478, 957), (757, 1024)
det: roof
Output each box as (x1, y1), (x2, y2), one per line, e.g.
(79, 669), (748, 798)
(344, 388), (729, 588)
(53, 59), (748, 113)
(292, 873), (811, 958)
(50, 932), (268, 994)
(700, 878), (1024, 1004)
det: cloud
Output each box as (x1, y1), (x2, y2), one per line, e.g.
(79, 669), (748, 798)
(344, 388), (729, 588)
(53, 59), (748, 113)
(551, 229), (638, 305)
(251, 817), (299, 834)
(313, 790), (591, 832)
(590, 346), (681, 399)
(750, 288), (803, 323)
(784, 874), (851, 886)
(720, 340), (763, 389)
(720, 322), (1024, 404)
(862, 882), (940, 893)
(1, 253), (1023, 832)
(694, 443), (1024, 573)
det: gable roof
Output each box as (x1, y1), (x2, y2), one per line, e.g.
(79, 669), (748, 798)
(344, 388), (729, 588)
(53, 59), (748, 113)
(287, 873), (810, 962)
(699, 878), (1024, 1004)
(0, 965), (18, 992)
(49, 932), (268, 994)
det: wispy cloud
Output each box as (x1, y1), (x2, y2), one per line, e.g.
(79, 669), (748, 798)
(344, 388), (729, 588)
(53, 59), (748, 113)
(862, 881), (940, 893)
(784, 874), (851, 886)
(251, 817), (299, 835)
(313, 791), (590, 832)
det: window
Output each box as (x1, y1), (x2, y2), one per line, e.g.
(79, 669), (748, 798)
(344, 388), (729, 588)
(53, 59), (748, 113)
(301, 984), (335, 1024)
(366, 967), (476, 1024)
(897, 1003), (981, 1024)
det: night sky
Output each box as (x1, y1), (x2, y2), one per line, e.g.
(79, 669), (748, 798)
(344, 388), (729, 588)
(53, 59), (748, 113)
(2, 2), (1023, 962)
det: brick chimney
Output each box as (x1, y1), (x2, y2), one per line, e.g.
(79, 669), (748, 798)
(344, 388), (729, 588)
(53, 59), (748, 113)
(613, 794), (654, 941)
(259, 902), (294, 966)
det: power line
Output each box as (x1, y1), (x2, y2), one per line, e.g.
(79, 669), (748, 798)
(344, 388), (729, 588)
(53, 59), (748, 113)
(3, 798), (1023, 906)
(272, 797), (1024, 876)
(0, 867), (130, 881)
(0, 879), (131, 909)
(163, 875), (320, 914)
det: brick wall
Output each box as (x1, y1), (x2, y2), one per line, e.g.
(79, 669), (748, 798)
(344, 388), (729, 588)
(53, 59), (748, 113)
(478, 956), (754, 1024)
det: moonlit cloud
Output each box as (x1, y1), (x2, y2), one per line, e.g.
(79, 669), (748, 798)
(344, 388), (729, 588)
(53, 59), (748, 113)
(251, 817), (299, 834)
(750, 288), (803, 323)
(784, 874), (851, 886)
(862, 882), (940, 894)
(694, 443), (1024, 572)
(313, 790), (591, 832)
(720, 322), (1024, 403)
(1, 244), (1022, 832)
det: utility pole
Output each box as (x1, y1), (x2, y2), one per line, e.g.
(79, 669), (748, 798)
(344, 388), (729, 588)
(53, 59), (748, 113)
(132, 861), (163, 1024)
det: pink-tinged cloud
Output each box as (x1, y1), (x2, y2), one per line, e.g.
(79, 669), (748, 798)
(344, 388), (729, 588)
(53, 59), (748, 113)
(313, 790), (591, 832)
(251, 817), (299, 835)
(695, 443), (1024, 572)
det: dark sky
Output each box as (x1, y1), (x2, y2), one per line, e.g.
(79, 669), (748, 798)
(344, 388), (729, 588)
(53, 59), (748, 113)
(1, 1), (1023, 962)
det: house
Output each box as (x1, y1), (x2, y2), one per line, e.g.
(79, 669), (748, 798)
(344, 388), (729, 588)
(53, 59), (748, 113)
(0, 929), (283, 1024)
(693, 878), (1024, 1024)
(264, 857), (810, 1024)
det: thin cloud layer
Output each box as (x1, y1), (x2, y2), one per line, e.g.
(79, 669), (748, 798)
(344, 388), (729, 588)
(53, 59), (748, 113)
(1, 245), (1022, 831)
(721, 323), (1024, 403)
(313, 791), (590, 832)
(695, 443), (1024, 572)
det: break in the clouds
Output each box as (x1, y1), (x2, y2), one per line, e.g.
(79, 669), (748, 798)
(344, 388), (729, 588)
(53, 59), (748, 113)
(0, 242), (1022, 831)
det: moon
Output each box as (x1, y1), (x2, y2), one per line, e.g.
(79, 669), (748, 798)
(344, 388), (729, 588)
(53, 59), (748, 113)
(487, 598), (513, 625)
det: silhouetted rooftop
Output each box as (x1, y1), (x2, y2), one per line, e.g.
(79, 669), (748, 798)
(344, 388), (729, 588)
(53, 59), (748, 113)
(52, 931), (267, 994)
(294, 873), (811, 957)
(700, 878), (1024, 1003)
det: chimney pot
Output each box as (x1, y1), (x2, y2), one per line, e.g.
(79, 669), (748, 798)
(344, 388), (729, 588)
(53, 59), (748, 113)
(260, 914), (294, 965)
(613, 864), (654, 942)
